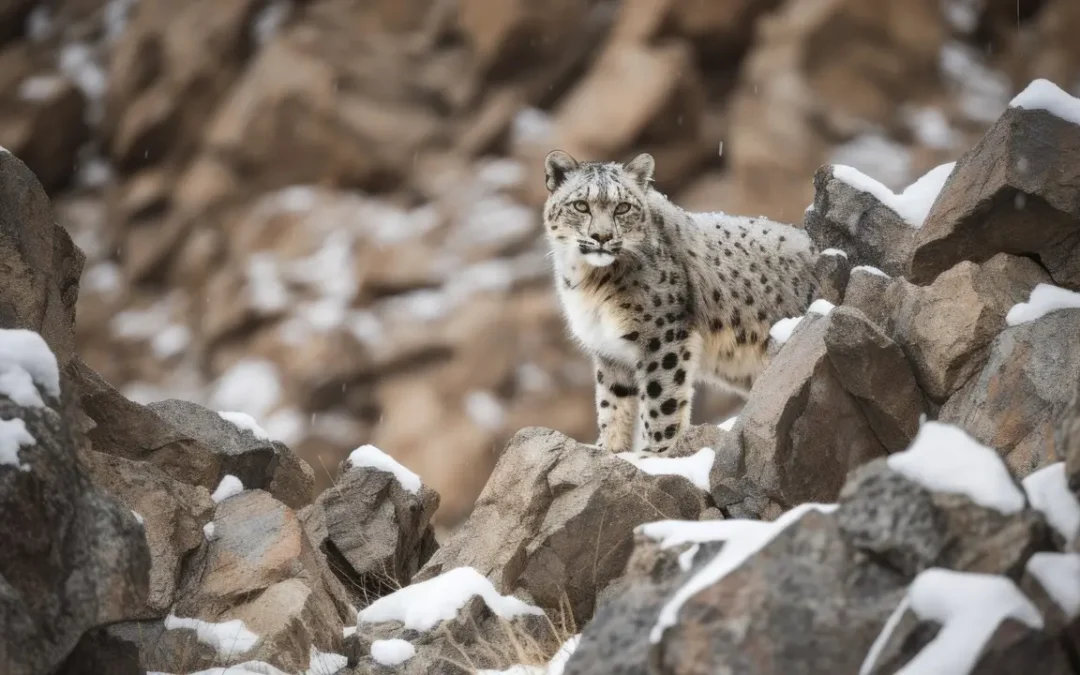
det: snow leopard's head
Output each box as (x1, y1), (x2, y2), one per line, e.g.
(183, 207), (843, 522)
(542, 151), (654, 268)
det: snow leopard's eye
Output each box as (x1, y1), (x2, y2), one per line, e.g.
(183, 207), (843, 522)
(613, 202), (631, 215)
(572, 200), (590, 213)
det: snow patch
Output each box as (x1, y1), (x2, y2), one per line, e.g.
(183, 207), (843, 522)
(346, 445), (422, 494)
(218, 411), (272, 441)
(18, 75), (67, 102)
(370, 639), (416, 667)
(829, 134), (913, 190)
(677, 544), (700, 571)
(210, 359), (283, 421)
(820, 248), (848, 258)
(831, 162), (955, 228)
(852, 265), (890, 278)
(769, 316), (803, 345)
(151, 324), (191, 359)
(546, 635), (581, 675)
(1005, 284), (1080, 326)
(904, 106), (960, 149)
(0, 419), (36, 472)
(940, 42), (1011, 123)
(639, 519), (768, 550)
(0, 329), (61, 407)
(651, 503), (838, 643)
(887, 422), (1025, 514)
(465, 390), (506, 430)
(1022, 462), (1080, 544)
(131, 510), (144, 525)
(210, 475), (244, 503)
(163, 615), (260, 659)
(616, 448), (715, 491)
(718, 416), (738, 431)
(1026, 552), (1080, 619)
(358, 566), (543, 632)
(807, 299), (835, 316)
(1010, 78), (1080, 125)
(304, 647), (346, 675)
(203, 522), (216, 541)
(861, 568), (1042, 675)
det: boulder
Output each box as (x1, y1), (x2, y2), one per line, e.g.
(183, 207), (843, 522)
(812, 248), (851, 305)
(842, 265), (895, 332)
(910, 84), (1080, 290)
(0, 329), (150, 675)
(940, 308), (1080, 476)
(414, 427), (708, 624)
(887, 254), (1050, 404)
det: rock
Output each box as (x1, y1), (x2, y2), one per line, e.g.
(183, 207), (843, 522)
(718, 311), (889, 513)
(414, 427), (707, 624)
(812, 248), (851, 305)
(805, 165), (920, 277)
(0, 149), (84, 367)
(54, 624), (143, 675)
(81, 449), (215, 615)
(0, 0), (35, 45)
(910, 93), (1080, 290)
(147, 398), (316, 509)
(843, 265), (895, 331)
(457, 0), (588, 77)
(887, 254), (1050, 404)
(0, 329), (150, 675)
(1060, 383), (1080, 494)
(940, 308), (1080, 476)
(304, 456), (440, 599)
(824, 306), (925, 452)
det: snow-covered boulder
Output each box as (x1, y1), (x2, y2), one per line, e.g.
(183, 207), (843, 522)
(909, 79), (1080, 290)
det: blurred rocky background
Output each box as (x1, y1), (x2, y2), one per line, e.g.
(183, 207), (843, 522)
(1, 0), (1077, 527)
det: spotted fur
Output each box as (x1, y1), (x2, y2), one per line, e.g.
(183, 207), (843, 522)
(543, 150), (821, 454)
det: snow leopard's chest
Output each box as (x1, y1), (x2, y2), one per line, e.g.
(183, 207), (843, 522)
(557, 285), (639, 366)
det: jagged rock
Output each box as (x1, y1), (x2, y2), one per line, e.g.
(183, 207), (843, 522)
(940, 307), (1080, 475)
(81, 449), (215, 615)
(805, 165), (920, 277)
(824, 306), (925, 452)
(147, 398), (316, 509)
(812, 249), (851, 305)
(714, 311), (889, 514)
(0, 149), (84, 367)
(0, 329), (150, 675)
(414, 427), (708, 624)
(302, 454), (440, 601)
(887, 254), (1050, 404)
(842, 265), (895, 331)
(910, 86), (1080, 290)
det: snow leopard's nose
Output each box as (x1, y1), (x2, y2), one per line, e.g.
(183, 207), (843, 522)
(592, 232), (614, 246)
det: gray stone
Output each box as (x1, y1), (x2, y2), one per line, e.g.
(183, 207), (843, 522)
(842, 266), (895, 332)
(812, 249), (851, 305)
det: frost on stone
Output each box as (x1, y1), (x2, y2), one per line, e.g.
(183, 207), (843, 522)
(370, 639), (416, 667)
(831, 161), (956, 229)
(0, 329), (61, 408)
(210, 475), (244, 503)
(769, 316), (803, 345)
(859, 569), (1042, 675)
(163, 614), (261, 659)
(217, 411), (272, 441)
(886, 422), (1025, 514)
(1009, 78), (1080, 126)
(616, 447), (715, 491)
(1022, 462), (1080, 544)
(1005, 284), (1080, 326)
(851, 265), (891, 279)
(651, 503), (838, 643)
(1026, 552), (1080, 619)
(0, 418), (36, 472)
(359, 566), (543, 632)
(346, 444), (423, 494)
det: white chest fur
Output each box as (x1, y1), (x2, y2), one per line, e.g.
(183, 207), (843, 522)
(557, 284), (639, 365)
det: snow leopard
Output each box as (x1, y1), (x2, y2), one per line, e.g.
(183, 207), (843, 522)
(543, 150), (821, 454)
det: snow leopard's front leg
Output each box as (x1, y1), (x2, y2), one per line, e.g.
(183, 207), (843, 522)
(594, 357), (638, 453)
(635, 328), (700, 454)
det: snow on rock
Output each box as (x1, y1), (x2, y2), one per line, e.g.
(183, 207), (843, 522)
(370, 639), (416, 667)
(807, 299), (835, 316)
(650, 503), (838, 643)
(821, 248), (848, 258)
(638, 519), (769, 551)
(860, 568), (1042, 675)
(346, 444), (422, 494)
(209, 358), (283, 421)
(163, 614), (261, 659)
(155, 663), (287, 675)
(1026, 552), (1080, 619)
(0, 329), (61, 407)
(1005, 283), (1080, 326)
(1009, 78), (1080, 126)
(718, 416), (738, 431)
(546, 635), (581, 675)
(1022, 462), (1080, 544)
(0, 418), (35, 472)
(358, 566), (543, 632)
(304, 647), (346, 675)
(217, 411), (272, 441)
(831, 161), (956, 228)
(769, 316), (803, 345)
(886, 422), (1025, 514)
(616, 447), (715, 491)
(131, 510), (144, 525)
(478, 667), (544, 675)
(677, 545), (700, 571)
(203, 522), (216, 541)
(852, 265), (891, 278)
(210, 475), (245, 503)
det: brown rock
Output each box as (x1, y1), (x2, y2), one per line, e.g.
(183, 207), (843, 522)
(813, 249), (852, 305)
(415, 427), (707, 624)
(887, 254), (1050, 404)
(910, 102), (1080, 289)
(843, 265), (895, 331)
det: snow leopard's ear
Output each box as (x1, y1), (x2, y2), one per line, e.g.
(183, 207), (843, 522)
(545, 150), (579, 192)
(624, 153), (655, 187)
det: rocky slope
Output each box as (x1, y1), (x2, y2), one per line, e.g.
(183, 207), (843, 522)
(2, 0), (1079, 526)
(4, 70), (1080, 674)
